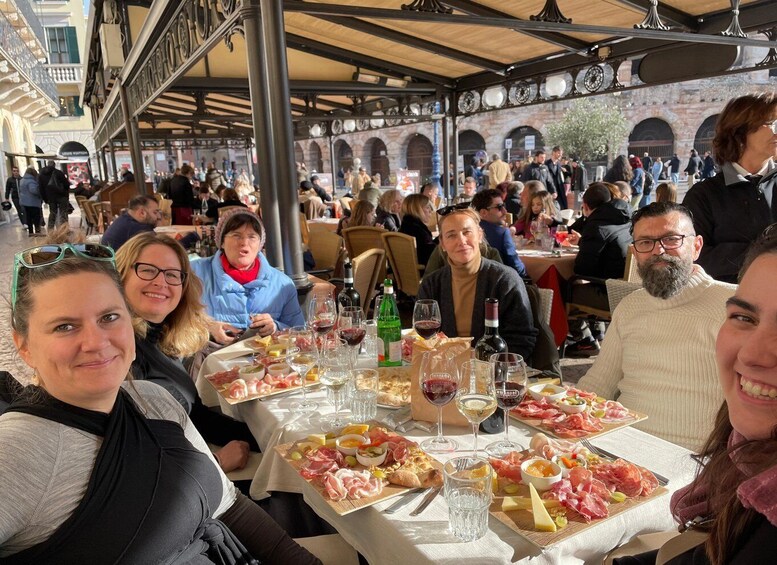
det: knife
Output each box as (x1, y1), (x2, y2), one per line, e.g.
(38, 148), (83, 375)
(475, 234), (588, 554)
(383, 488), (426, 514)
(259, 383), (322, 401)
(409, 486), (442, 516)
(589, 444), (670, 486)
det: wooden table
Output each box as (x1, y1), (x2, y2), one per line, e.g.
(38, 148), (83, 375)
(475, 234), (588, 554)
(518, 249), (577, 281)
(307, 218), (340, 232)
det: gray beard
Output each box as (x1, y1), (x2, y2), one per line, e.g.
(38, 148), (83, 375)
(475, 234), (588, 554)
(637, 254), (694, 299)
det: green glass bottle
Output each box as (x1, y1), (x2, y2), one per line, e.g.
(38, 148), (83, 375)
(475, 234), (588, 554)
(377, 279), (402, 367)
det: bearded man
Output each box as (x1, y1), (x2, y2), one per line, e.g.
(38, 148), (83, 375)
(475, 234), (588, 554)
(577, 202), (736, 450)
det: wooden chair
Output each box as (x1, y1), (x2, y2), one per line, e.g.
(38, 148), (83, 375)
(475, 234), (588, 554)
(300, 212), (310, 247)
(306, 229), (343, 280)
(351, 248), (386, 316)
(83, 201), (102, 234)
(342, 226), (387, 285)
(216, 205), (244, 219)
(381, 231), (423, 298)
(99, 201), (114, 227)
(624, 245), (641, 283)
(75, 196), (88, 230)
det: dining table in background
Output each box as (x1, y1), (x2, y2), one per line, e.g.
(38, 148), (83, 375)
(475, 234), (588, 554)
(196, 340), (697, 565)
(307, 217), (341, 232)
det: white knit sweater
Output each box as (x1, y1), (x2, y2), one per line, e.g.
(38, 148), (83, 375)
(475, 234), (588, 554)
(578, 266), (736, 451)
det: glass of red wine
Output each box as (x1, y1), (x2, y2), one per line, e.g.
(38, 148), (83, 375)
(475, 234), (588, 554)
(308, 294), (336, 359)
(419, 350), (460, 454)
(485, 352), (528, 458)
(337, 306), (366, 370)
(413, 299), (442, 339)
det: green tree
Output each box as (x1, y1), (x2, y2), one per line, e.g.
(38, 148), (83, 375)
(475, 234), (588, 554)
(546, 98), (630, 165)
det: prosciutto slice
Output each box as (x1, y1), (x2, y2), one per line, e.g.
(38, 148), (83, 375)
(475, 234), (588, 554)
(543, 412), (604, 438)
(207, 367), (241, 387)
(591, 459), (658, 497)
(227, 378), (248, 400)
(546, 467), (610, 521)
(528, 433), (586, 460)
(592, 400), (634, 423)
(513, 397), (563, 420)
(323, 469), (384, 501)
(300, 447), (344, 480)
(489, 451), (526, 483)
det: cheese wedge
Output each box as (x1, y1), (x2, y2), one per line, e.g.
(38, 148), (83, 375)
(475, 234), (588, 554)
(529, 484), (557, 532)
(501, 496), (562, 512)
(307, 434), (327, 446)
(341, 424), (370, 436)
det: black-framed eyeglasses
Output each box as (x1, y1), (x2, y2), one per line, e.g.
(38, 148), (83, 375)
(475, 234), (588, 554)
(486, 203), (505, 211)
(133, 262), (186, 285)
(437, 202), (471, 216)
(633, 235), (690, 253)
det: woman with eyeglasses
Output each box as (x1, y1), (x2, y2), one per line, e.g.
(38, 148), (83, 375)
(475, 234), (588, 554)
(190, 208), (305, 344)
(0, 242), (319, 563)
(683, 93), (777, 284)
(399, 193), (437, 267)
(115, 232), (256, 473)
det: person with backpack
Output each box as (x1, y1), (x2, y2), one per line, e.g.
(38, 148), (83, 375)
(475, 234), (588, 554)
(639, 169), (655, 209)
(38, 160), (71, 229)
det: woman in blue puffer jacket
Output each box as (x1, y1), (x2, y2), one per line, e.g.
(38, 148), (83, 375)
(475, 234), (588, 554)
(18, 167), (43, 237)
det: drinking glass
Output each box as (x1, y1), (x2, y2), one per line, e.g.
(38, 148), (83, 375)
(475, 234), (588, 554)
(485, 353), (528, 458)
(319, 336), (352, 431)
(443, 456), (493, 542)
(456, 359), (497, 455)
(308, 293), (336, 357)
(351, 368), (379, 422)
(412, 299), (442, 339)
(555, 224), (569, 246)
(287, 326), (319, 414)
(419, 351), (460, 454)
(338, 306), (366, 370)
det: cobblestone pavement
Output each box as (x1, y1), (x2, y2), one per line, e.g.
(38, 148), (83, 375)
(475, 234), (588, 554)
(0, 201), (83, 381)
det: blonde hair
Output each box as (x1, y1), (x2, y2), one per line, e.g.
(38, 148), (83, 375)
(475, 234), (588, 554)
(349, 199), (375, 227)
(655, 182), (678, 203)
(401, 193), (430, 220)
(378, 188), (402, 211)
(115, 232), (209, 357)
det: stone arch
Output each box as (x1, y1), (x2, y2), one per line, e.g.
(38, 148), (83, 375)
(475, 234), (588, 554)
(294, 141), (305, 165)
(308, 140), (324, 173)
(458, 129), (486, 170)
(1, 116), (17, 182)
(365, 136), (390, 184)
(694, 114), (718, 158)
(628, 117), (675, 161)
(405, 133), (433, 180)
(334, 139), (353, 175)
(505, 125), (544, 161)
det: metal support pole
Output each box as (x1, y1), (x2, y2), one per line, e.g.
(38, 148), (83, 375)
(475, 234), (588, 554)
(432, 101), (441, 190)
(118, 81), (146, 194)
(451, 100), (459, 198)
(328, 135), (337, 192)
(441, 95), (450, 201)
(108, 142), (118, 182)
(99, 149), (109, 182)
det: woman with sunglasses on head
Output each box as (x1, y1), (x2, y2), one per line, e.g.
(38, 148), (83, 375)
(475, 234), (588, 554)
(115, 232), (256, 473)
(191, 208), (305, 344)
(399, 193), (437, 267)
(418, 207), (537, 361)
(683, 93), (777, 284)
(0, 242), (319, 563)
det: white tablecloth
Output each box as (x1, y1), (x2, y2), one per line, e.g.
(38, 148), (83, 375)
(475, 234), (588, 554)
(196, 341), (697, 565)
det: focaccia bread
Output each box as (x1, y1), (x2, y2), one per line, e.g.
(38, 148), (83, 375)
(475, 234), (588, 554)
(387, 448), (443, 488)
(378, 367), (411, 407)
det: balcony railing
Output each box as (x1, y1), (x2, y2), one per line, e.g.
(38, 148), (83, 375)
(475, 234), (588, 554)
(0, 9), (58, 105)
(46, 63), (83, 84)
(8, 0), (46, 49)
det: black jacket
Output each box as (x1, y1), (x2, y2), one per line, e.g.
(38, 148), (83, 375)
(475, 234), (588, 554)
(685, 155), (704, 176)
(375, 207), (400, 232)
(169, 174), (195, 208)
(399, 214), (436, 266)
(38, 166), (69, 202)
(5, 175), (21, 200)
(523, 163), (552, 193)
(702, 155), (716, 178)
(574, 200), (632, 279)
(418, 258), (538, 361)
(683, 163), (777, 283)
(504, 194), (521, 216)
(571, 165), (588, 192)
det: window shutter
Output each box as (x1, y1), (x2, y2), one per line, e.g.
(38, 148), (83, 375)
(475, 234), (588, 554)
(65, 27), (80, 64)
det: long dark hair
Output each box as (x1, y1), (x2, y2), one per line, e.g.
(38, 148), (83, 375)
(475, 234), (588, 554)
(672, 226), (777, 564)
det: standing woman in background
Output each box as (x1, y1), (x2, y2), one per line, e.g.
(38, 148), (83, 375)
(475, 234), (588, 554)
(18, 167), (43, 237)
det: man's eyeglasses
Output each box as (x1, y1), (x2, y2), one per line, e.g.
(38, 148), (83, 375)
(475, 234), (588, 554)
(486, 203), (505, 211)
(633, 235), (690, 253)
(12, 243), (115, 305)
(766, 120), (777, 134)
(437, 202), (471, 216)
(133, 262), (186, 285)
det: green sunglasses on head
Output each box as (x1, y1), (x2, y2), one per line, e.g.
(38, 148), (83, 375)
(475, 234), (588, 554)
(11, 243), (116, 306)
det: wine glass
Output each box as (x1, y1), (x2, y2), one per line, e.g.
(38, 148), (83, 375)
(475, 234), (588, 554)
(319, 336), (352, 431)
(485, 353), (528, 458)
(338, 306), (365, 370)
(413, 299), (442, 339)
(287, 326), (319, 414)
(555, 224), (569, 246)
(456, 359), (498, 455)
(419, 350), (460, 454)
(308, 293), (336, 357)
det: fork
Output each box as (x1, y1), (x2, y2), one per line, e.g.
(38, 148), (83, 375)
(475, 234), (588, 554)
(580, 438), (669, 486)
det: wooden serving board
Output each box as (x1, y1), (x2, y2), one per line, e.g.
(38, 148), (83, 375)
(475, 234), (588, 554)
(274, 441), (431, 516)
(490, 483), (668, 548)
(204, 369), (320, 405)
(510, 408), (648, 440)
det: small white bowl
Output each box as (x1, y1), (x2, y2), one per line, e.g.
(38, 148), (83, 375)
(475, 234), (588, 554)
(551, 453), (588, 477)
(266, 362), (290, 377)
(557, 397), (587, 414)
(520, 458), (562, 492)
(239, 363), (265, 380)
(528, 383), (567, 403)
(356, 445), (388, 467)
(335, 434), (368, 456)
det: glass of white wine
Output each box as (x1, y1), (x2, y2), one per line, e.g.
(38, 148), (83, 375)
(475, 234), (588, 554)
(287, 326), (319, 414)
(456, 358), (498, 455)
(319, 336), (352, 432)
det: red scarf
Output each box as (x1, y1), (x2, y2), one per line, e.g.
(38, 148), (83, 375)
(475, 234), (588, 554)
(220, 253), (260, 285)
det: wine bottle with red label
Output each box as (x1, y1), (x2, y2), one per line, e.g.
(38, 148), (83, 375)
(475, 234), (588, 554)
(476, 298), (508, 434)
(337, 256), (361, 312)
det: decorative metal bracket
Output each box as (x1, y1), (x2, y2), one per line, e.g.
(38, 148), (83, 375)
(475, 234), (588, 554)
(401, 0), (452, 14)
(224, 22), (244, 52)
(530, 0), (572, 24)
(634, 0), (669, 31)
(721, 0), (746, 38)
(756, 27), (777, 66)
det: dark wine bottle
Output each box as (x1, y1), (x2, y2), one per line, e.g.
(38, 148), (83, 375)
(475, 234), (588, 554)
(476, 298), (509, 434)
(337, 257), (361, 311)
